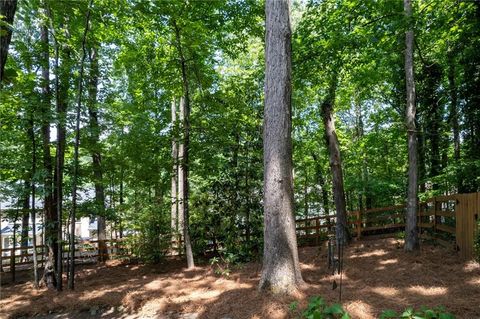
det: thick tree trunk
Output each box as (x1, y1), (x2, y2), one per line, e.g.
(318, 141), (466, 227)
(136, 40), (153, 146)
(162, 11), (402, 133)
(171, 97), (179, 250)
(173, 19), (194, 269)
(87, 46), (107, 262)
(259, 0), (303, 294)
(321, 78), (350, 245)
(40, 13), (57, 289)
(404, 0), (419, 251)
(0, 0), (17, 82)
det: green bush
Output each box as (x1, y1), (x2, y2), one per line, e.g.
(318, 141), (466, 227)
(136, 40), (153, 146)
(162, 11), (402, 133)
(380, 307), (455, 319)
(290, 296), (350, 319)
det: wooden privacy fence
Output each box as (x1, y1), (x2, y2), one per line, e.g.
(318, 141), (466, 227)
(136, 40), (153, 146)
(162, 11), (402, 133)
(296, 192), (480, 260)
(0, 239), (130, 273)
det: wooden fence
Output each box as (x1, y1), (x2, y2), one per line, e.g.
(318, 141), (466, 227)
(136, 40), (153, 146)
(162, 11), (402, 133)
(0, 239), (130, 273)
(296, 192), (480, 260)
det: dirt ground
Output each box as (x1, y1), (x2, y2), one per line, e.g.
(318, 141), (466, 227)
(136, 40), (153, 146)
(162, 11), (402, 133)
(1, 238), (479, 319)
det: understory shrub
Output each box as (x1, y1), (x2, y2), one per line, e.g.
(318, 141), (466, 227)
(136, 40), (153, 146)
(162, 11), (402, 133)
(289, 296), (350, 319)
(380, 307), (455, 319)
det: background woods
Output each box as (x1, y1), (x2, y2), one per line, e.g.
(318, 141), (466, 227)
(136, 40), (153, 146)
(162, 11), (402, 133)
(0, 0), (479, 302)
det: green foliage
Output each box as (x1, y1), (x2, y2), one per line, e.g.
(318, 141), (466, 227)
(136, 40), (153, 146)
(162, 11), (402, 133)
(380, 307), (455, 319)
(290, 296), (350, 319)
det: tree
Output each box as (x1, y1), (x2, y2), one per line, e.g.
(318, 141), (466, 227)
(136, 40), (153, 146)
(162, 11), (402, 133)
(259, 0), (304, 294)
(87, 45), (108, 262)
(0, 0), (17, 82)
(404, 0), (419, 252)
(39, 3), (57, 289)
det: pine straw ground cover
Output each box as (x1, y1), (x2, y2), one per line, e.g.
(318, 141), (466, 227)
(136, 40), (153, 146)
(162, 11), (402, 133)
(1, 238), (479, 319)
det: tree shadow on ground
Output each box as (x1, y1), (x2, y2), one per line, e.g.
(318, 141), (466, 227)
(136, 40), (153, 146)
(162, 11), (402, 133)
(1, 238), (479, 319)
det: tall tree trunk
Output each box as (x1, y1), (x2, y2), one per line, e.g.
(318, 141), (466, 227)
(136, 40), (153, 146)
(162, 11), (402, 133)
(28, 115), (39, 288)
(259, 0), (303, 294)
(177, 96), (193, 267)
(40, 8), (57, 289)
(171, 97), (179, 250)
(69, 2), (92, 289)
(87, 46), (107, 262)
(50, 14), (71, 289)
(404, 0), (419, 251)
(321, 76), (350, 245)
(173, 20), (194, 269)
(0, 0), (17, 82)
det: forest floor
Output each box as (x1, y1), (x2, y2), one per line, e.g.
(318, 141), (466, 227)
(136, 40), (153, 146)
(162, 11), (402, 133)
(1, 238), (480, 319)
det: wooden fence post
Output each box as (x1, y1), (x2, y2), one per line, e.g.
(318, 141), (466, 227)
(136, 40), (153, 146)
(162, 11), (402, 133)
(10, 246), (15, 282)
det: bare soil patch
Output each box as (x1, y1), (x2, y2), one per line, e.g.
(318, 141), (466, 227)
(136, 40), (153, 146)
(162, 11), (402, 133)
(1, 238), (479, 319)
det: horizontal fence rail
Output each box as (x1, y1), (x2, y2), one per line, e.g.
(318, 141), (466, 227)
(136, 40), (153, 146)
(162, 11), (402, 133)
(295, 192), (479, 260)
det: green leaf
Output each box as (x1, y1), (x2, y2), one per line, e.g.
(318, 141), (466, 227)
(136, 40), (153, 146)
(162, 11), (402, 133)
(380, 310), (398, 319)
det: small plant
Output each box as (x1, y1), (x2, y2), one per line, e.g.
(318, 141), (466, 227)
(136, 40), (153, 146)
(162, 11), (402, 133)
(209, 253), (237, 277)
(380, 306), (455, 319)
(289, 296), (350, 319)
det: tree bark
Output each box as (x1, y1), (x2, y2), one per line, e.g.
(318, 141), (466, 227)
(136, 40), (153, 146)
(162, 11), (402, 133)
(171, 97), (179, 250)
(28, 114), (39, 288)
(21, 180), (30, 260)
(40, 8), (57, 289)
(259, 0), (303, 294)
(404, 0), (419, 251)
(69, 1), (92, 289)
(0, 0), (17, 82)
(321, 76), (350, 245)
(173, 19), (194, 269)
(87, 46), (107, 262)
(177, 95), (193, 267)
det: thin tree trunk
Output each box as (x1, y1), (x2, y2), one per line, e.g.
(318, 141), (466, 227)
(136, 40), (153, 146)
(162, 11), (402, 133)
(69, 1), (92, 289)
(87, 46), (107, 262)
(404, 0), (419, 251)
(321, 76), (350, 245)
(40, 7), (57, 289)
(21, 180), (30, 260)
(173, 20), (194, 268)
(259, 0), (304, 294)
(171, 97), (179, 251)
(27, 113), (39, 288)
(0, 0), (17, 82)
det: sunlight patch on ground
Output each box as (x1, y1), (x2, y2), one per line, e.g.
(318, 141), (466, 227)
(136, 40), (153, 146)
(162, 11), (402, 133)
(379, 258), (398, 265)
(345, 300), (374, 319)
(370, 286), (399, 297)
(407, 285), (447, 296)
(463, 261), (480, 272)
(349, 249), (388, 258)
(466, 277), (480, 285)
